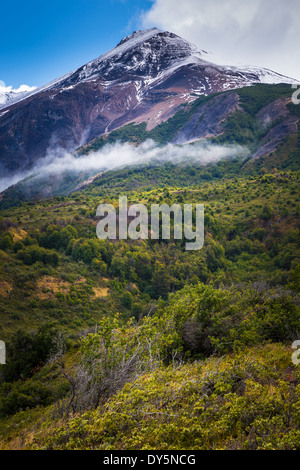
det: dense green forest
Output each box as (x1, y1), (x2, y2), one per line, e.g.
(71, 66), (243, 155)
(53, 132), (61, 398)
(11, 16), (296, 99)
(0, 83), (299, 450)
(0, 164), (299, 449)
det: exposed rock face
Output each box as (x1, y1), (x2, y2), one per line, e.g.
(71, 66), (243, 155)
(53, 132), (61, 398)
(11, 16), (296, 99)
(172, 93), (241, 144)
(0, 28), (297, 179)
(253, 97), (299, 159)
(256, 97), (291, 124)
(253, 117), (299, 159)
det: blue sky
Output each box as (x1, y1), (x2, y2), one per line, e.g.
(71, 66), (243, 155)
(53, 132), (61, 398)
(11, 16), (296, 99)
(0, 0), (153, 88)
(1, 0), (299, 89)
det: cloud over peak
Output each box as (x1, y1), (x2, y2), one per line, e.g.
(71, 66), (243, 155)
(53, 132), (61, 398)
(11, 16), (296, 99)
(0, 80), (36, 104)
(140, 0), (300, 81)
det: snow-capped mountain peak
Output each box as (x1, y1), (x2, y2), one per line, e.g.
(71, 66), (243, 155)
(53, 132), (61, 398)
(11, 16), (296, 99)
(67, 28), (201, 85)
(1, 28), (298, 112)
(0, 83), (36, 109)
(0, 28), (299, 180)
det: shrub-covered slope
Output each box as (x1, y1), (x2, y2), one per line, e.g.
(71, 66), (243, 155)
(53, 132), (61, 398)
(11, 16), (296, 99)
(0, 161), (299, 449)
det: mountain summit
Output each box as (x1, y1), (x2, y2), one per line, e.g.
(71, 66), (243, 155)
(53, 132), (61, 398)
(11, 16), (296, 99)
(0, 28), (297, 178)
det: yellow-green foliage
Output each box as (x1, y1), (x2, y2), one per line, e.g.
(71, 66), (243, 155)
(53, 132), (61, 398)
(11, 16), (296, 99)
(30, 345), (300, 450)
(0, 163), (299, 450)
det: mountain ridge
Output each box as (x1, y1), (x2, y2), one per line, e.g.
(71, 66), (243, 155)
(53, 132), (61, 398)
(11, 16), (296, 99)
(1, 28), (297, 111)
(0, 28), (298, 183)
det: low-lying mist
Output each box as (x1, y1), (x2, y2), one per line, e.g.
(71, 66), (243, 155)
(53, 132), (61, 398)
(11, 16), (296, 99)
(0, 139), (250, 193)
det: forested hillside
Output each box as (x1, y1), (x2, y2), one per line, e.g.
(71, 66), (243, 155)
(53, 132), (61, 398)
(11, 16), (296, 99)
(1, 83), (299, 208)
(0, 154), (299, 448)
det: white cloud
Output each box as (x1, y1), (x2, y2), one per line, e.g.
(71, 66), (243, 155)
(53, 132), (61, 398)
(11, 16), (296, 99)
(141, 0), (300, 80)
(0, 81), (36, 94)
(0, 80), (36, 104)
(0, 139), (249, 192)
(39, 139), (248, 174)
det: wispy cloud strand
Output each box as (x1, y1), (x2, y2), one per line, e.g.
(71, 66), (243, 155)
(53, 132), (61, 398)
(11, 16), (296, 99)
(0, 139), (250, 193)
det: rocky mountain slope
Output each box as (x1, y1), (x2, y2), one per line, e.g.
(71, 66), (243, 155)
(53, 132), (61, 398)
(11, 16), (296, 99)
(0, 84), (36, 110)
(0, 28), (297, 181)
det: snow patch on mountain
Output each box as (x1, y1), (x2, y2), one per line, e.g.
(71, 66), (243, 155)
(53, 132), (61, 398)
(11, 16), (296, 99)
(0, 81), (37, 109)
(1, 28), (299, 113)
